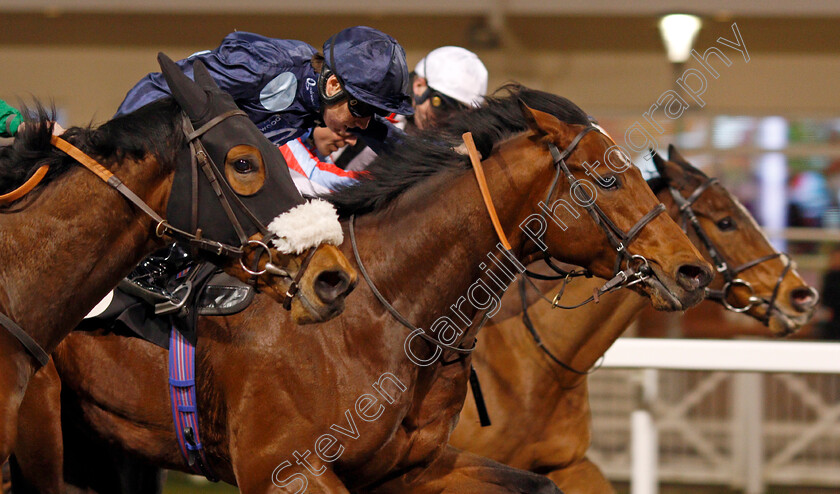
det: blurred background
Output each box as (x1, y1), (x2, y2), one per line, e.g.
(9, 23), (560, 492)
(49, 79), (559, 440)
(2, 1), (839, 493)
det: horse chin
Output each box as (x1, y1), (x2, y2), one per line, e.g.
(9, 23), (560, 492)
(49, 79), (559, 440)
(290, 289), (347, 325)
(764, 306), (814, 337)
(636, 264), (705, 312)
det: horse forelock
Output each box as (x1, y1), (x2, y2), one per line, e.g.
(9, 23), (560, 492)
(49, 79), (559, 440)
(327, 84), (592, 218)
(0, 99), (184, 199)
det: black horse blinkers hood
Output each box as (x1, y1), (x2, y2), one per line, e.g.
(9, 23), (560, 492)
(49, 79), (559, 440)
(158, 53), (344, 255)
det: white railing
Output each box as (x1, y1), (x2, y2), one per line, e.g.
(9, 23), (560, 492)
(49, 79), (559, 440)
(595, 338), (840, 494)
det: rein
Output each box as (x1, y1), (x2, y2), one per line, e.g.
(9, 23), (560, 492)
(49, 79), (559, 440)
(462, 132), (511, 251)
(519, 174), (804, 376)
(349, 215), (478, 357)
(48, 111), (258, 257)
(0, 165), (49, 204)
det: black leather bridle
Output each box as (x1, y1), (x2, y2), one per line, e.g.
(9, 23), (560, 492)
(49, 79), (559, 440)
(667, 177), (808, 326)
(525, 126), (666, 309)
(519, 173), (813, 376)
(350, 125), (666, 360)
(0, 110), (306, 368)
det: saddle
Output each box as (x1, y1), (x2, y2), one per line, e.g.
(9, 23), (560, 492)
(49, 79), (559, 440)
(79, 250), (255, 349)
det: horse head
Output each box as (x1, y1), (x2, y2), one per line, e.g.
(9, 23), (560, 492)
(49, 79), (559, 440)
(509, 103), (712, 311)
(653, 145), (818, 335)
(157, 53), (357, 323)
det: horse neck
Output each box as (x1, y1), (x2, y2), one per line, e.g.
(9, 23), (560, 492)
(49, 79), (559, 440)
(515, 181), (685, 386)
(0, 156), (170, 354)
(351, 150), (546, 348)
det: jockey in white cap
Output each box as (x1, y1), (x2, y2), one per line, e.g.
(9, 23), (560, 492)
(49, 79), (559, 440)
(410, 46), (488, 130)
(326, 46), (489, 175)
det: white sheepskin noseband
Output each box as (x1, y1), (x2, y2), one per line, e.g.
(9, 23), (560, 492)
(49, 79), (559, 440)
(267, 199), (344, 254)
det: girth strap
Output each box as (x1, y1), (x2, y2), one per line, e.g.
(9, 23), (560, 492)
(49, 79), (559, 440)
(169, 325), (217, 481)
(0, 311), (50, 367)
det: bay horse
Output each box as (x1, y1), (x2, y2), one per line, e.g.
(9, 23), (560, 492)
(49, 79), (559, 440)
(451, 146), (819, 493)
(19, 88), (714, 493)
(0, 54), (355, 471)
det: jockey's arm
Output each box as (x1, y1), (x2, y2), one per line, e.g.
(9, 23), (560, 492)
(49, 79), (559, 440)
(0, 99), (22, 137)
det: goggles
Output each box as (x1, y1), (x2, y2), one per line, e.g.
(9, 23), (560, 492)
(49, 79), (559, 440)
(347, 97), (390, 119)
(414, 87), (467, 112)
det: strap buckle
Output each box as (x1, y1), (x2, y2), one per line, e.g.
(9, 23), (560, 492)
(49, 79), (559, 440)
(154, 280), (194, 315)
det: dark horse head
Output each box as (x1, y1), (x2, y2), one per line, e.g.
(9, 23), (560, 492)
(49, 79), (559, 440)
(0, 54), (357, 324)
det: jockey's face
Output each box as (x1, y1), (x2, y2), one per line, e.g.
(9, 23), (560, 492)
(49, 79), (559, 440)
(411, 76), (434, 130)
(322, 74), (371, 137)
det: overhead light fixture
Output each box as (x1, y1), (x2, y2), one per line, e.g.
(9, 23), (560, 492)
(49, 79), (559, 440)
(658, 14), (702, 64)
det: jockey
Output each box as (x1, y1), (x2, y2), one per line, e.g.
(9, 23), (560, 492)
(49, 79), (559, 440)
(116, 26), (413, 154)
(333, 46), (488, 171)
(116, 27), (413, 297)
(409, 46), (488, 130)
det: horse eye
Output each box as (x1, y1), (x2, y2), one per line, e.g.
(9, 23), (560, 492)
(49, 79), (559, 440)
(598, 175), (620, 191)
(716, 217), (736, 231)
(233, 158), (254, 174)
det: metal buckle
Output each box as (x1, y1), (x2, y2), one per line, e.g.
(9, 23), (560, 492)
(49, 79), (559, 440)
(721, 278), (756, 312)
(155, 220), (169, 238)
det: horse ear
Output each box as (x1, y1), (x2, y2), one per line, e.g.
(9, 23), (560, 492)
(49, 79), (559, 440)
(192, 60), (219, 92)
(652, 148), (668, 176)
(668, 144), (688, 165)
(157, 52), (207, 120)
(518, 99), (563, 138)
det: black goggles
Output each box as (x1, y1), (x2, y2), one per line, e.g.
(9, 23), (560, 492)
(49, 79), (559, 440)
(347, 97), (389, 119)
(414, 87), (467, 112)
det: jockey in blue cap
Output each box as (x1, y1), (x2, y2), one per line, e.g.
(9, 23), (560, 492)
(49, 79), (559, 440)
(116, 26), (413, 154)
(113, 26), (413, 299)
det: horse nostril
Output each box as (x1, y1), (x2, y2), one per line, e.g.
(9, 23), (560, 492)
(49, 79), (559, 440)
(313, 270), (352, 305)
(676, 264), (712, 291)
(790, 286), (819, 312)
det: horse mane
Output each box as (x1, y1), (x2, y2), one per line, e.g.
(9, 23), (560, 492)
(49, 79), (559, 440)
(646, 176), (668, 194)
(327, 83), (592, 217)
(0, 99), (185, 199)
